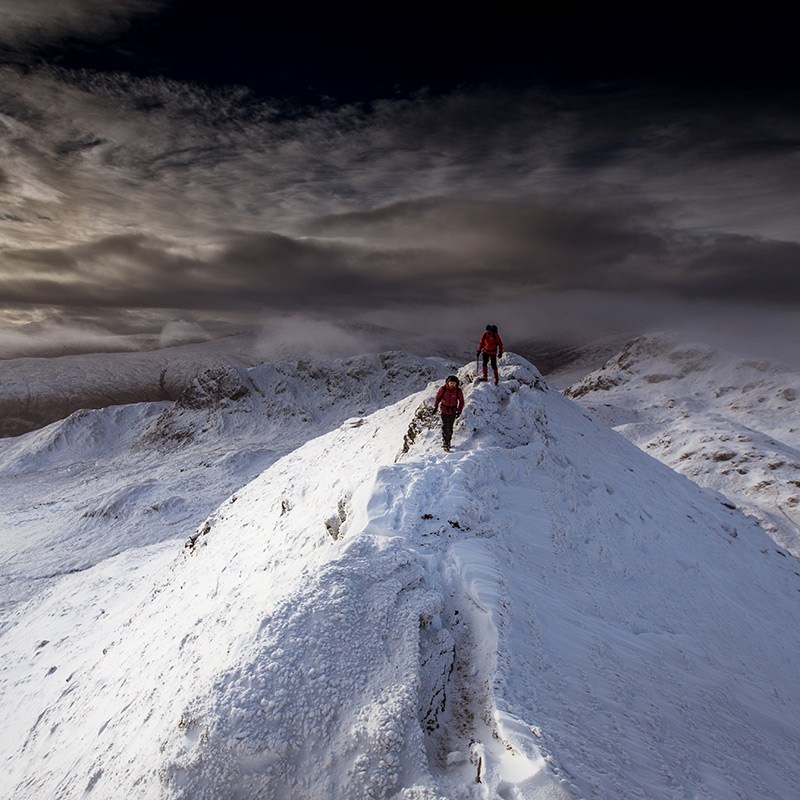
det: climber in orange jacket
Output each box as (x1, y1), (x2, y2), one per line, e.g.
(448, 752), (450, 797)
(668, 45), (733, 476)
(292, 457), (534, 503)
(477, 324), (504, 384)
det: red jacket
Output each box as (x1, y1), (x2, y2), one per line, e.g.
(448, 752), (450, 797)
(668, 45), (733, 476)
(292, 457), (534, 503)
(434, 384), (464, 415)
(478, 331), (504, 355)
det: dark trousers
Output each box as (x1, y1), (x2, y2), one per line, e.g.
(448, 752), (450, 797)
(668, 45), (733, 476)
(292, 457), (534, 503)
(441, 412), (456, 445)
(482, 351), (498, 380)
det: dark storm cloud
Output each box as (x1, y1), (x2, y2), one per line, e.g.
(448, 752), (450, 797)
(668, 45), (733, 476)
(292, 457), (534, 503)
(3, 234), (195, 307)
(4, 194), (799, 328)
(1, 231), (425, 312)
(308, 196), (800, 305)
(0, 1), (165, 51)
(676, 236), (800, 302)
(563, 95), (800, 186)
(3, 66), (797, 239)
(1, 33), (799, 353)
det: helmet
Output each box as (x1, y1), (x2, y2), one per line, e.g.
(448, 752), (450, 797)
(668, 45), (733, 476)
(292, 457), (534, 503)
(446, 375), (460, 385)
(486, 324), (492, 331)
(490, 325), (498, 333)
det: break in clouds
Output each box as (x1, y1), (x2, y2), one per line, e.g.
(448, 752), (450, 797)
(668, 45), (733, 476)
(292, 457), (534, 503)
(1, 55), (799, 353)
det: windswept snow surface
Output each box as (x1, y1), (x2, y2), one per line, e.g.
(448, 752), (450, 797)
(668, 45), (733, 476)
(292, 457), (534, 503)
(0, 351), (452, 616)
(2, 354), (799, 799)
(566, 335), (800, 556)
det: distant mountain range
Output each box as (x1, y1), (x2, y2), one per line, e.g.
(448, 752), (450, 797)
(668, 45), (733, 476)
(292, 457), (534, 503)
(0, 330), (628, 438)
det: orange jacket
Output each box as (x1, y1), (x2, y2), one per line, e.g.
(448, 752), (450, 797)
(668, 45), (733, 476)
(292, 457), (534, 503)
(478, 330), (503, 355)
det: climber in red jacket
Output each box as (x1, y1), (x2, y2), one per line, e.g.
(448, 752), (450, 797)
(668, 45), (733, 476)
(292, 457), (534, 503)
(433, 375), (464, 452)
(477, 324), (504, 384)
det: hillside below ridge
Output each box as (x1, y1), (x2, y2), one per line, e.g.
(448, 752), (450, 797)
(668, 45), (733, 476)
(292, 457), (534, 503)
(565, 333), (800, 555)
(0, 350), (452, 474)
(0, 350), (453, 615)
(3, 353), (799, 799)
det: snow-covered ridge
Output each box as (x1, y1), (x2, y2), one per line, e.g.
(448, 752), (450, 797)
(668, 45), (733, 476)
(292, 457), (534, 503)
(0, 333), (267, 438)
(566, 334), (800, 555)
(2, 354), (798, 799)
(0, 327), (479, 439)
(0, 351), (453, 614)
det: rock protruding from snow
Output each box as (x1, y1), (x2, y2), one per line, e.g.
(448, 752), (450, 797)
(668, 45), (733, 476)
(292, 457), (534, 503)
(142, 365), (256, 446)
(140, 350), (453, 451)
(176, 366), (254, 410)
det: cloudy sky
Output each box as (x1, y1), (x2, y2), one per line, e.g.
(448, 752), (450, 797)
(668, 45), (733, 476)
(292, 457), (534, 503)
(1, 1), (798, 357)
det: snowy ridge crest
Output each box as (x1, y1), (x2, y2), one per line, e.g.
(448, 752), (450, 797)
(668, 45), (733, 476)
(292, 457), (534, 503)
(2, 354), (800, 799)
(157, 356), (567, 799)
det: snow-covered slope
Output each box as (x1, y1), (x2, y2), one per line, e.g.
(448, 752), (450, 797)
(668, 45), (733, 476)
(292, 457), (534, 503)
(0, 351), (453, 616)
(0, 333), (267, 437)
(0, 326), (476, 438)
(565, 335), (800, 556)
(518, 333), (633, 391)
(2, 354), (798, 799)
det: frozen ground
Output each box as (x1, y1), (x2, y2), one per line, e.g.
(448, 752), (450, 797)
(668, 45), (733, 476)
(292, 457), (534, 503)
(2, 354), (799, 799)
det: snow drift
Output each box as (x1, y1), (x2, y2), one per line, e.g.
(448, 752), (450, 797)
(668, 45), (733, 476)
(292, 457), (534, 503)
(1, 354), (799, 799)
